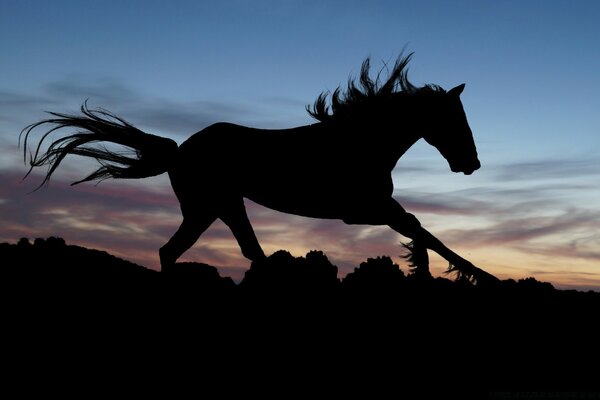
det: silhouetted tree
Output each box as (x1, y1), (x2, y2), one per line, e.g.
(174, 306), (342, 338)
(46, 236), (66, 247)
(517, 277), (555, 292)
(303, 250), (339, 289)
(341, 256), (406, 294)
(17, 237), (31, 248)
(240, 250), (339, 294)
(162, 261), (236, 294)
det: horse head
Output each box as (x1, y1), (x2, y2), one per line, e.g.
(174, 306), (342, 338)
(422, 84), (481, 175)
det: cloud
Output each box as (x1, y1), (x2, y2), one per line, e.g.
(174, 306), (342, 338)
(0, 170), (179, 265)
(43, 78), (140, 106)
(493, 157), (600, 181)
(441, 209), (600, 247)
(123, 99), (256, 139)
(261, 96), (311, 109)
(0, 92), (61, 142)
(1, 76), (305, 150)
(396, 191), (493, 216)
(0, 91), (55, 113)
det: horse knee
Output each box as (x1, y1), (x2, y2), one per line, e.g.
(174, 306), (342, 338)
(232, 238), (265, 262)
(246, 249), (266, 262)
(392, 212), (422, 237)
(159, 245), (175, 271)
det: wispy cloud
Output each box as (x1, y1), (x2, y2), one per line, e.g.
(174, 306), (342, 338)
(0, 170), (178, 264)
(1, 76), (307, 145)
(440, 209), (600, 248)
(43, 78), (140, 106)
(493, 157), (600, 181)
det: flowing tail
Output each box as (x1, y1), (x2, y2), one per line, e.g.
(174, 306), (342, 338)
(20, 102), (178, 189)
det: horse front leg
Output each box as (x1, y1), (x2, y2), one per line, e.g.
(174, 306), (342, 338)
(400, 239), (431, 279)
(414, 228), (498, 284)
(344, 199), (430, 277)
(384, 199), (499, 285)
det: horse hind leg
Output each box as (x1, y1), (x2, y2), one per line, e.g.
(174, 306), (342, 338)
(218, 198), (266, 262)
(159, 212), (217, 271)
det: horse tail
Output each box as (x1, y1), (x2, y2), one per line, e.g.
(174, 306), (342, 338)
(19, 101), (178, 190)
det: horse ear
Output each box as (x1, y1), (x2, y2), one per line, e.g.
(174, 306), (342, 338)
(448, 83), (465, 96)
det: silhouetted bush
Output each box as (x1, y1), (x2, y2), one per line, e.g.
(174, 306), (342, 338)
(2, 236), (598, 310)
(17, 237), (31, 248)
(240, 249), (339, 295)
(163, 261), (236, 293)
(516, 276), (555, 292)
(46, 236), (66, 247)
(342, 256), (406, 294)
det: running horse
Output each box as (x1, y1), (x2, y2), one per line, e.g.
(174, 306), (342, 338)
(20, 53), (498, 284)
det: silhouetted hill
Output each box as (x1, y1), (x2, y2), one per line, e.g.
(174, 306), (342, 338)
(3, 236), (156, 279)
(2, 236), (598, 303)
(2, 237), (599, 392)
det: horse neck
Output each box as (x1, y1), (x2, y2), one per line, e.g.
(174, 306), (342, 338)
(389, 126), (422, 159)
(383, 100), (429, 163)
(345, 116), (423, 169)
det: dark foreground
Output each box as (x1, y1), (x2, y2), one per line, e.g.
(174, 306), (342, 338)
(2, 237), (599, 396)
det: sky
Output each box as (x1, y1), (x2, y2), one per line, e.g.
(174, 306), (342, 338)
(1, 0), (599, 290)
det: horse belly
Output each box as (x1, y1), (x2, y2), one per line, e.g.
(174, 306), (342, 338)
(242, 170), (383, 220)
(239, 149), (395, 218)
(246, 190), (348, 219)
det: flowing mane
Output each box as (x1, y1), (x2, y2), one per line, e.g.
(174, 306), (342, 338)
(307, 52), (444, 122)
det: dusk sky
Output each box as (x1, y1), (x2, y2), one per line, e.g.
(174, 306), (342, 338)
(1, 1), (599, 290)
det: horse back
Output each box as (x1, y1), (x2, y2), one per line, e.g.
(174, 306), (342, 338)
(171, 122), (394, 218)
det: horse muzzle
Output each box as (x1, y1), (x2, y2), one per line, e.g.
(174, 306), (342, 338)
(451, 159), (481, 175)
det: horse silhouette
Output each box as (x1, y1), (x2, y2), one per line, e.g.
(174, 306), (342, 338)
(20, 53), (498, 284)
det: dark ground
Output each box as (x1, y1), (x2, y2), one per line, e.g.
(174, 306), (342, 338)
(2, 237), (599, 396)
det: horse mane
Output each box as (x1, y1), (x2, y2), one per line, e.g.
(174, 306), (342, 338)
(306, 52), (444, 122)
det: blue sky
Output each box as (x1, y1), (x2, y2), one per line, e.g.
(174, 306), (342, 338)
(1, 1), (599, 289)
